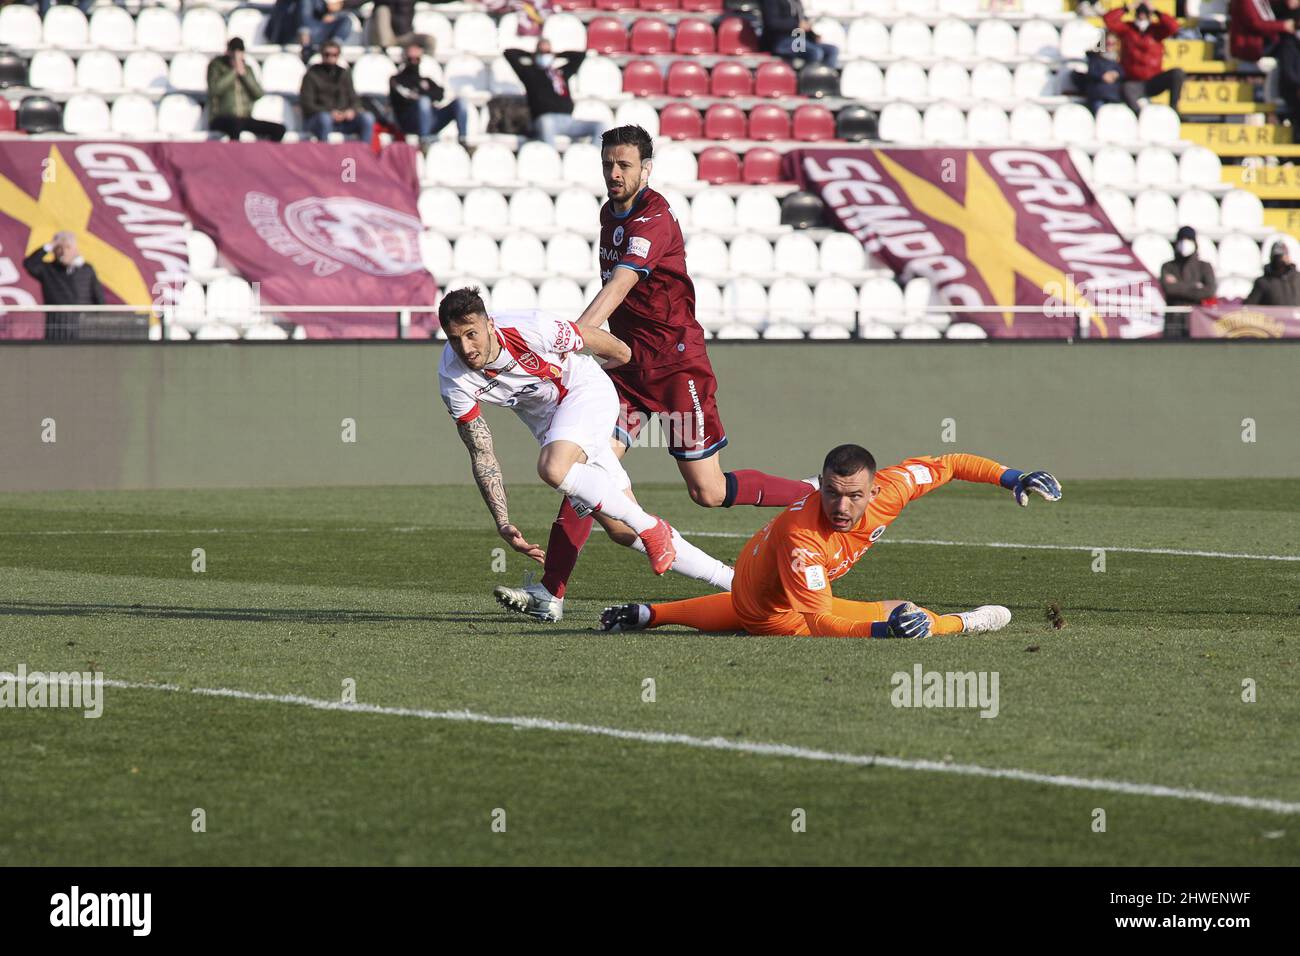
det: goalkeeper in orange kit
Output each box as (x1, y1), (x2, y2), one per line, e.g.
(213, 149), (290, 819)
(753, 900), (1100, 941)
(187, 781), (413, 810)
(599, 444), (1062, 638)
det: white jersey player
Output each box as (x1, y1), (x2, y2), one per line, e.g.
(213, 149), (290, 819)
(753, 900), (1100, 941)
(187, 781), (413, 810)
(437, 288), (732, 619)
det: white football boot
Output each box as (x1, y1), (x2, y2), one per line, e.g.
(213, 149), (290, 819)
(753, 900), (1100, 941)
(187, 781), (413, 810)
(494, 578), (563, 623)
(957, 605), (1012, 634)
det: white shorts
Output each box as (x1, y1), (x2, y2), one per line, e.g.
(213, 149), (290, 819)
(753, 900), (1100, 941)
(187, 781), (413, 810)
(542, 372), (632, 496)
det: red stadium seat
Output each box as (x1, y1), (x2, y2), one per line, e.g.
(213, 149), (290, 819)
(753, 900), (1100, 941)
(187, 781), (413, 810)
(754, 61), (797, 98)
(742, 147), (784, 184)
(622, 60), (664, 96)
(630, 18), (673, 54)
(747, 103), (790, 141)
(659, 103), (703, 139)
(596, 0), (638, 9)
(680, 0), (723, 9)
(586, 17), (629, 53)
(716, 15), (760, 55)
(703, 103), (746, 140)
(553, 0), (584, 8)
(792, 104), (835, 142)
(709, 61), (753, 98)
(697, 146), (741, 184)
(673, 19), (716, 55)
(0, 99), (15, 133)
(638, 0), (680, 9)
(665, 60), (709, 97)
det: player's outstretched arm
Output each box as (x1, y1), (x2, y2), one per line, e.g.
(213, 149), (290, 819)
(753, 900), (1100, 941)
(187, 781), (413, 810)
(932, 454), (1062, 506)
(580, 325), (632, 368)
(456, 415), (545, 563)
(576, 267), (639, 330)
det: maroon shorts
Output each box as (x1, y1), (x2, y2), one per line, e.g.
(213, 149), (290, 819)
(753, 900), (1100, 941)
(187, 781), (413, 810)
(609, 356), (728, 460)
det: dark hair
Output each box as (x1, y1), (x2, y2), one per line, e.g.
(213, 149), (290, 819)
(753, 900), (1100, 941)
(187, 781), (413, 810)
(321, 39), (342, 53)
(226, 37), (245, 53)
(822, 444), (876, 478)
(438, 286), (488, 327)
(601, 125), (654, 161)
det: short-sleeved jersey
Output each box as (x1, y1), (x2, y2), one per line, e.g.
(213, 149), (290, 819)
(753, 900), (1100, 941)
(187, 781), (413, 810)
(438, 309), (602, 444)
(598, 186), (706, 371)
(731, 455), (1008, 621)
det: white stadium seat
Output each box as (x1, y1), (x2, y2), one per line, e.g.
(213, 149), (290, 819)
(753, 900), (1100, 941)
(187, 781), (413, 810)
(1179, 146), (1222, 187)
(820, 233), (866, 275)
(931, 20), (974, 59)
(1091, 147), (1136, 188)
(937, 0), (978, 13)
(1216, 277), (1252, 300)
(1095, 103), (1139, 145)
(497, 13), (539, 55)
(1132, 234), (1173, 275)
(974, 20), (1016, 60)
(945, 322), (988, 339)
(722, 277), (768, 330)
(1009, 104), (1052, 145)
(488, 56), (525, 95)
(1178, 189), (1220, 231)
(253, 94), (297, 132)
(813, 277), (858, 331)
(135, 8), (184, 52)
(927, 61), (970, 101)
(0, 4), (42, 48)
(885, 62), (927, 101)
(225, 8), (270, 48)
(1017, 20), (1060, 58)
(538, 277), (584, 313)
(29, 51), (76, 93)
(1135, 146), (1179, 186)
(352, 53), (397, 96)
(498, 234), (547, 278)
(692, 188), (737, 230)
(847, 19), (890, 61)
(652, 144), (699, 186)
(1133, 190), (1178, 234)
(419, 232), (452, 276)
(572, 55), (620, 98)
(729, 234), (775, 277)
(517, 141), (564, 186)
(922, 103), (966, 144)
(562, 141), (600, 185)
(412, 11), (454, 51)
(890, 19), (932, 58)
(900, 323), (942, 339)
(879, 103), (923, 142)
(774, 233), (821, 277)
(811, 18), (847, 55)
(547, 233), (594, 278)
(453, 11), (500, 57)
(1068, 147), (1093, 182)
(454, 233), (501, 276)
(259, 53), (305, 96)
(509, 188), (555, 230)
(1216, 234), (1261, 277)
(685, 235), (730, 277)
(462, 188), (509, 228)
(180, 7), (227, 54)
(167, 52), (209, 94)
(444, 54), (489, 94)
(693, 279), (724, 334)
(1052, 102), (1095, 146)
(660, 189), (690, 228)
(75, 50), (121, 92)
(1095, 189), (1134, 232)
(419, 187), (461, 227)
(491, 277), (539, 311)
(541, 13), (587, 52)
(123, 52), (169, 93)
(426, 142), (472, 184)
(206, 276), (255, 328)
(62, 93), (111, 135)
(157, 93), (204, 134)
(470, 143), (518, 186)
(194, 323), (241, 340)
(555, 188), (600, 230)
(615, 100), (658, 138)
(111, 94), (157, 136)
(572, 99), (615, 130)
(1220, 189), (1264, 229)
(859, 277), (906, 330)
(1138, 104), (1181, 144)
(967, 104), (1009, 144)
(736, 191), (781, 231)
(768, 278), (815, 325)
(970, 61), (1013, 101)
(857, 323), (897, 339)
(1059, 19), (1103, 60)
(44, 6), (89, 48)
(1014, 61), (1054, 98)
(172, 280), (208, 331)
(840, 62), (884, 100)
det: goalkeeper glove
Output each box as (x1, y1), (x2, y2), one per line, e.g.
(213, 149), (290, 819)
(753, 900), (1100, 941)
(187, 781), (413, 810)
(884, 602), (931, 639)
(1000, 469), (1062, 507)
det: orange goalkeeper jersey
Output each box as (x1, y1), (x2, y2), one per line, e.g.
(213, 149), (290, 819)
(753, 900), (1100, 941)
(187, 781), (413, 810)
(731, 454), (1008, 624)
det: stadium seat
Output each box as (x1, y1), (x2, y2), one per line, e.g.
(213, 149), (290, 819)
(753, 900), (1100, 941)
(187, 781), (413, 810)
(660, 188), (691, 227)
(927, 61), (970, 101)
(555, 188), (600, 229)
(945, 323), (988, 340)
(1068, 147), (1093, 183)
(225, 7), (271, 48)
(29, 51), (75, 93)
(974, 20), (1016, 59)
(721, 277), (768, 330)
(641, 0), (681, 11)
(768, 278), (815, 326)
(136, 8), (183, 52)
(1134, 190), (1178, 234)
(454, 11), (499, 57)
(352, 53), (397, 96)
(509, 189), (556, 232)
(615, 99), (659, 137)
(413, 11), (454, 50)
(1095, 103), (1138, 145)
(772, 233), (819, 277)
(622, 60), (664, 96)
(820, 233), (867, 275)
(490, 55), (526, 95)
(716, 15), (760, 55)
(922, 103), (966, 144)
(748, 104), (790, 141)
(674, 18), (716, 54)
(697, 146), (741, 183)
(1135, 146), (1178, 187)
(711, 61), (754, 98)
(666, 60), (709, 97)
(814, 278), (859, 331)
(562, 142), (601, 185)
(419, 187), (461, 228)
(171, 279), (208, 331)
(800, 63), (840, 99)
(596, 0), (638, 8)
(970, 61), (1013, 101)
(548, 233), (595, 278)
(454, 233), (501, 277)
(75, 51), (122, 93)
(462, 188), (510, 229)
(0, 97), (14, 133)
(693, 279), (724, 334)
(1220, 190), (1264, 229)
(206, 276), (255, 328)
(1138, 104), (1180, 144)
(43, 5), (89, 47)
(123, 52), (169, 94)
(426, 142), (471, 184)
(62, 94), (111, 136)
(884, 62), (926, 101)
(542, 13), (588, 50)
(1017, 19), (1059, 57)
(1131, 234), (1172, 276)
(1216, 234), (1261, 277)
(1095, 189), (1133, 232)
(0, 52), (25, 90)
(586, 17), (628, 54)
(660, 103), (703, 139)
(1052, 103), (1095, 146)
(18, 96), (61, 135)
(847, 18), (890, 61)
(444, 55), (489, 95)
(890, 18), (931, 57)
(736, 191), (780, 231)
(1091, 147), (1136, 188)
(497, 235), (548, 278)
(967, 104), (1009, 144)
(0, 5), (42, 48)
(111, 93), (157, 136)
(780, 191), (825, 229)
(840, 62), (884, 101)
(491, 276), (540, 312)
(792, 104), (835, 142)
(260, 53), (305, 96)
(630, 18), (673, 54)
(686, 234), (730, 276)
(682, 0), (724, 10)
(537, 277), (584, 313)
(1059, 19), (1103, 60)
(653, 143), (699, 185)
(704, 104), (746, 140)
(1180, 146), (1222, 187)
(755, 61), (796, 98)
(471, 144), (517, 186)
(810, 16), (847, 55)
(517, 141), (564, 186)
(879, 103), (923, 142)
(833, 105), (875, 142)
(900, 323), (942, 339)
(1014, 61), (1054, 99)
(932, 19), (974, 58)
(742, 147), (783, 184)
(1009, 104), (1052, 145)
(167, 52), (209, 94)
(157, 93), (203, 134)
(858, 277), (906, 331)
(730, 234), (776, 277)
(180, 7), (227, 54)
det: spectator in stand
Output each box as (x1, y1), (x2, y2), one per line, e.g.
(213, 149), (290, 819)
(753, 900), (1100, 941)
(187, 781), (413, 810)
(1102, 2), (1184, 114)
(1082, 35), (1125, 114)
(389, 40), (469, 145)
(298, 0), (354, 62)
(1159, 226), (1216, 337)
(504, 40), (604, 149)
(1230, 0), (1300, 123)
(367, 0), (433, 49)
(207, 38), (286, 142)
(759, 0), (840, 69)
(23, 231), (103, 341)
(300, 40), (375, 142)
(1246, 241), (1300, 305)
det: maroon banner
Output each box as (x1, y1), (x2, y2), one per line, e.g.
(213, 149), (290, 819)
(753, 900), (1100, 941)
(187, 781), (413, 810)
(1190, 304), (1300, 338)
(0, 142), (436, 339)
(784, 148), (1164, 338)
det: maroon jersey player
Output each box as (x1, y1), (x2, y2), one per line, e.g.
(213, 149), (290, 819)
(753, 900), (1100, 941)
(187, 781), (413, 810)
(494, 125), (813, 623)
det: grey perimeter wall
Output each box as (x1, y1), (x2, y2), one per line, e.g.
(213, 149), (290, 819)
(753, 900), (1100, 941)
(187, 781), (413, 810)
(1, 342), (1297, 492)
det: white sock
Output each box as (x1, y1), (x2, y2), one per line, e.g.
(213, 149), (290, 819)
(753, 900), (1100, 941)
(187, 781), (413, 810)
(630, 530), (734, 590)
(557, 463), (655, 534)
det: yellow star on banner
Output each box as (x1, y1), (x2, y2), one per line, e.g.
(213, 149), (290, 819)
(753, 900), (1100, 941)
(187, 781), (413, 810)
(875, 150), (1108, 337)
(0, 144), (152, 306)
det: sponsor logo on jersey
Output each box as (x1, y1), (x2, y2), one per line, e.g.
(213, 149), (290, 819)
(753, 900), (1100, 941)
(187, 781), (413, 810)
(612, 225), (624, 245)
(803, 565), (828, 591)
(869, 525), (887, 542)
(599, 246), (619, 262)
(627, 236), (651, 258)
(552, 322), (579, 353)
(474, 379), (503, 397)
(906, 464), (933, 485)
(632, 214), (661, 224)
(790, 547), (820, 573)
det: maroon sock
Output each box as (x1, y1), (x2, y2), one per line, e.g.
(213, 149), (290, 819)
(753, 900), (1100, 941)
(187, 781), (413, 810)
(540, 498), (594, 598)
(723, 470), (813, 508)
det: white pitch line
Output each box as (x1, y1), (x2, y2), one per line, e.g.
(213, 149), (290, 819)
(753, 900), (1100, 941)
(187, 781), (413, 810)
(1, 525), (1297, 562)
(8, 674), (1298, 817)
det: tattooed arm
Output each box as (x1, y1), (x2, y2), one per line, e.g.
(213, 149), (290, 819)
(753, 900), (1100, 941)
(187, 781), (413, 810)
(456, 414), (546, 563)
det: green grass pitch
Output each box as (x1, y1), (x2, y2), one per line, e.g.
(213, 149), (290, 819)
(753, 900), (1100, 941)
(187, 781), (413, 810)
(0, 479), (1297, 865)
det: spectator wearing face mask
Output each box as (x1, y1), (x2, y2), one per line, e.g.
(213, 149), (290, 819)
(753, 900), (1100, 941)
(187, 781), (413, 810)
(1103, 2), (1184, 114)
(504, 39), (605, 148)
(1230, 0), (1300, 123)
(1159, 226), (1216, 337)
(1246, 241), (1300, 305)
(389, 40), (469, 145)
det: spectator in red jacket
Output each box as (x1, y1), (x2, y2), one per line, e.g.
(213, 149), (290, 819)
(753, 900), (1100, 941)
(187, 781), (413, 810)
(1230, 0), (1300, 122)
(1103, 2), (1185, 113)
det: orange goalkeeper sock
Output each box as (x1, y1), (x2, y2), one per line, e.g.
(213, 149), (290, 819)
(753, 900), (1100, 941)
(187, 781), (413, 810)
(922, 608), (965, 635)
(648, 592), (745, 632)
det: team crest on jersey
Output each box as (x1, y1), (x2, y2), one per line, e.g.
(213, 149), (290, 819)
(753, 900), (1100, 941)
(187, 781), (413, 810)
(869, 525), (886, 542)
(612, 225), (624, 245)
(516, 350), (542, 372)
